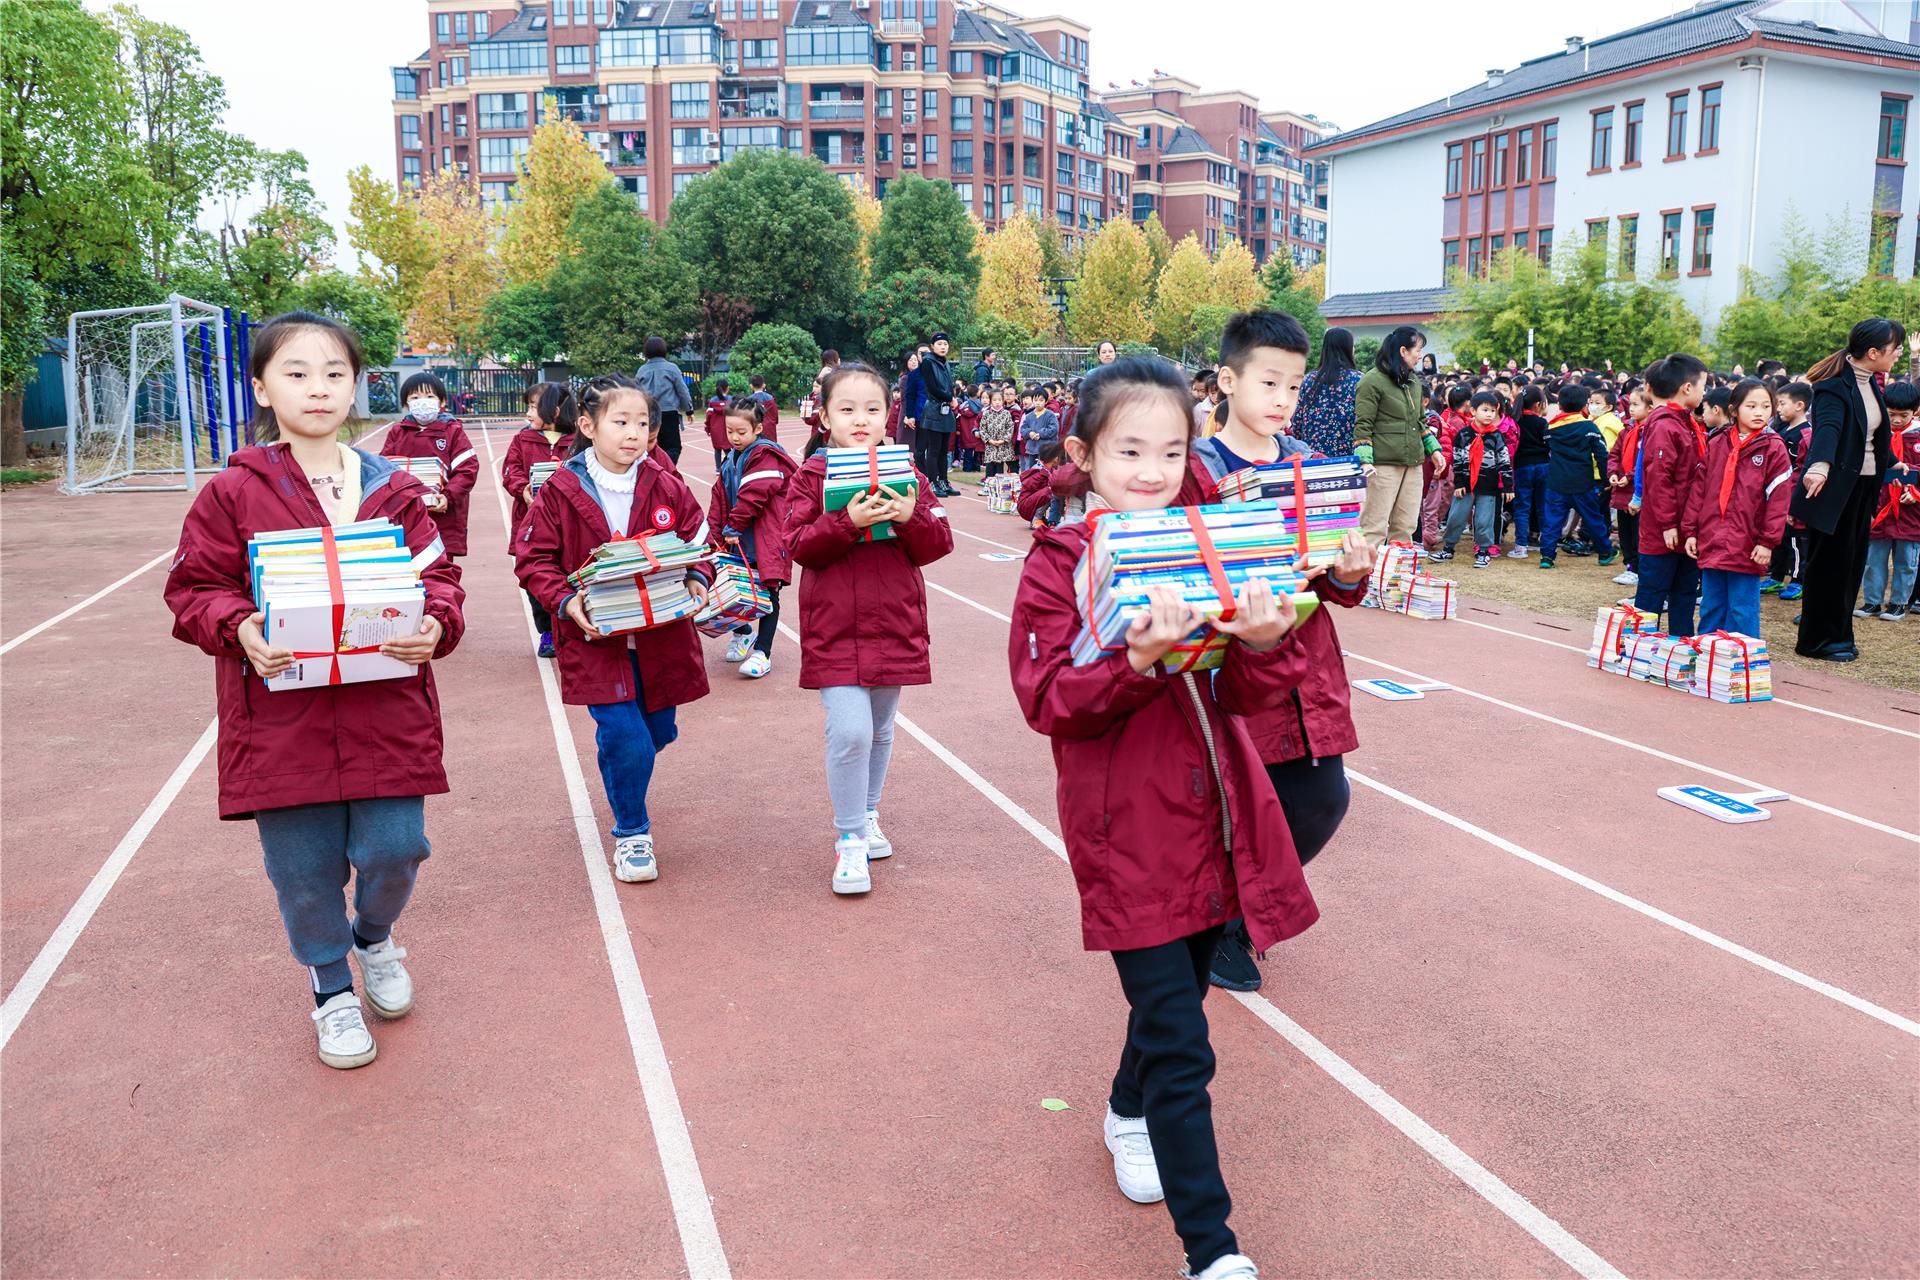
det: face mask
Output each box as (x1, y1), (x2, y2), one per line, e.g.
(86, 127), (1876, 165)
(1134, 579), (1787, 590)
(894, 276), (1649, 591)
(408, 398), (440, 421)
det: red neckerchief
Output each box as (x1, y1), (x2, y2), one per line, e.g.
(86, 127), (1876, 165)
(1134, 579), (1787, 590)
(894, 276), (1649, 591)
(1467, 420), (1499, 490)
(1620, 420), (1643, 474)
(1718, 427), (1766, 514)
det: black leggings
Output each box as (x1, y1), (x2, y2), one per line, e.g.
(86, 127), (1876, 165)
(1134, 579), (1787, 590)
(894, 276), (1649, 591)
(1218, 755), (1350, 948)
(913, 429), (951, 487)
(528, 591), (551, 634)
(731, 583), (781, 657)
(657, 411), (683, 463)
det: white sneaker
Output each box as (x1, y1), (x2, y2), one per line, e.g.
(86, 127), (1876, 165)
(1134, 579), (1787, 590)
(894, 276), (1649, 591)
(311, 992), (377, 1069)
(831, 833), (871, 895)
(614, 834), (658, 882)
(1104, 1107), (1164, 1203)
(863, 809), (892, 859)
(739, 651), (772, 679)
(1612, 569), (1640, 586)
(723, 632), (754, 662)
(1506, 546), (1528, 559)
(350, 937), (413, 1018)
(1186, 1254), (1259, 1280)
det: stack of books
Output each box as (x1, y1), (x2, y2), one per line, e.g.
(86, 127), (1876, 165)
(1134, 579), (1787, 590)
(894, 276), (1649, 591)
(823, 445), (916, 541)
(247, 519), (428, 691)
(1586, 604), (1649, 674)
(1211, 456), (1366, 568)
(693, 555), (773, 638)
(1366, 542), (1456, 619)
(567, 533), (713, 635)
(394, 457), (444, 494)
(1069, 501), (1319, 674)
(984, 473), (1018, 514)
(1626, 631), (1699, 689)
(1690, 632), (1772, 703)
(529, 460), (561, 495)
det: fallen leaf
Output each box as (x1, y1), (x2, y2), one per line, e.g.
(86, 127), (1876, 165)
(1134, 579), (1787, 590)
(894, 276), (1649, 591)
(1040, 1098), (1071, 1112)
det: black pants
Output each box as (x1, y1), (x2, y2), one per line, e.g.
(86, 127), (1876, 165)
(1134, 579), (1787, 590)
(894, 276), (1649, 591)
(1219, 755), (1350, 946)
(1769, 529), (1808, 582)
(1797, 478), (1877, 654)
(1110, 925), (1236, 1275)
(1617, 510), (1639, 571)
(657, 411), (684, 463)
(984, 459), (1011, 479)
(914, 429), (951, 488)
(529, 591), (551, 634)
(730, 584), (781, 658)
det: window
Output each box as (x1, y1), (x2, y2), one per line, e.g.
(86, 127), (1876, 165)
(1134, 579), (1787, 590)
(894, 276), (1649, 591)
(479, 92), (529, 130)
(922, 133), (936, 168)
(1590, 108), (1613, 172)
(475, 11), (489, 36)
(951, 95), (972, 132)
(1024, 183), (1044, 216)
(1055, 151), (1073, 187)
(1469, 137), (1486, 190)
(1698, 84), (1722, 152)
(609, 128), (646, 165)
(672, 127), (708, 164)
(1057, 190), (1074, 227)
(392, 68), (419, 100)
(403, 155), (422, 185)
(1659, 210), (1682, 274)
(1443, 240), (1460, 276)
(608, 83), (647, 122)
(1513, 230), (1528, 253)
(554, 0), (568, 23)
(950, 138), (973, 174)
(401, 116), (421, 149)
(923, 89), (938, 121)
(876, 132), (892, 162)
(1540, 121), (1557, 178)
(1880, 96), (1908, 162)
(1002, 184), (1016, 220)
(473, 40), (544, 77)
(1023, 100), (1045, 139)
(951, 181), (973, 210)
(602, 26), (721, 66)
(740, 38), (778, 67)
(482, 179), (515, 207)
(1623, 101), (1644, 165)
(436, 13), (449, 40)
(874, 41), (894, 71)
(1493, 133), (1509, 186)
(449, 55), (467, 85)
(674, 172), (696, 200)
(950, 50), (974, 75)
(453, 11), (467, 40)
(480, 135), (528, 174)
(594, 0), (609, 21)
(671, 82), (710, 119)
(720, 125), (782, 159)
(1586, 217), (1607, 244)
(1466, 238), (1483, 277)
(1056, 110), (1077, 149)
(1619, 214), (1638, 276)
(1869, 213), (1900, 276)
(1516, 126), (1532, 182)
(573, 0), (589, 22)
(557, 44), (593, 75)
(1536, 227), (1553, 264)
(876, 89), (892, 118)
(1443, 142), (1463, 195)
(1691, 206), (1715, 273)
(1666, 91), (1688, 159)
(923, 43), (937, 68)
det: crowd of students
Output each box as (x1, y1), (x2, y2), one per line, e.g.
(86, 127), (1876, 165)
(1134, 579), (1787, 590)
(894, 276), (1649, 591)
(162, 299), (1912, 1280)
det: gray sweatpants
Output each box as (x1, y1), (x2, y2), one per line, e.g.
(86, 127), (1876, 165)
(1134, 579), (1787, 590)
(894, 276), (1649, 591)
(255, 796), (430, 996)
(820, 685), (902, 835)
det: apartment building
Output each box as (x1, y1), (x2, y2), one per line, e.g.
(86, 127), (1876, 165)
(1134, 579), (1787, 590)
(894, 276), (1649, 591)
(390, 0), (1135, 254)
(1101, 74), (1334, 268)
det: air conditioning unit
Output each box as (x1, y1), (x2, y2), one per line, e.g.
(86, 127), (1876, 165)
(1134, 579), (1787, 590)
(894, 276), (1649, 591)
(855, 0), (870, 8)
(594, 92), (609, 105)
(723, 62), (740, 74)
(705, 129), (719, 144)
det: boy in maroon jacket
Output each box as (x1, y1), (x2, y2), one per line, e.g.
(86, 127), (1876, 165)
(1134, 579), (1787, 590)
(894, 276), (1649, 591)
(383, 373), (478, 557)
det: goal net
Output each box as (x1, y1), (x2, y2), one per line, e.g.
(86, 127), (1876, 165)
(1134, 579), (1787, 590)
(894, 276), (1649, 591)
(64, 296), (232, 493)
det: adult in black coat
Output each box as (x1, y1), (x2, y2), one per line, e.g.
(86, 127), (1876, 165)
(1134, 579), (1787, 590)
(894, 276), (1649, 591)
(915, 333), (958, 496)
(1790, 318), (1908, 660)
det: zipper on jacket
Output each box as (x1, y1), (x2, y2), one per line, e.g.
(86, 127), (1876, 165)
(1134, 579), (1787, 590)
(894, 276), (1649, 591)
(1181, 672), (1232, 854)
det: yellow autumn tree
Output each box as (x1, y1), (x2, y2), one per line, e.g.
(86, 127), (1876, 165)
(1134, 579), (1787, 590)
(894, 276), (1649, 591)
(1140, 211), (1174, 280)
(1296, 260), (1327, 302)
(1211, 236), (1263, 311)
(849, 180), (884, 284)
(410, 168), (501, 353)
(499, 102), (612, 285)
(346, 165), (434, 324)
(1152, 233), (1215, 353)
(976, 214), (1055, 339)
(1066, 218), (1153, 345)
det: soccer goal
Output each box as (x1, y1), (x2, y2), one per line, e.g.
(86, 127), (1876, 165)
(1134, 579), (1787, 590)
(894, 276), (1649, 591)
(62, 295), (235, 493)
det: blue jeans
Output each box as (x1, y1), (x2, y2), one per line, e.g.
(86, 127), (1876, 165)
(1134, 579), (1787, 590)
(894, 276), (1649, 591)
(1698, 568), (1761, 636)
(1635, 551), (1700, 638)
(1441, 493), (1499, 551)
(1862, 538), (1920, 608)
(1540, 488), (1614, 560)
(256, 797), (429, 995)
(1511, 463), (1549, 546)
(587, 651), (680, 838)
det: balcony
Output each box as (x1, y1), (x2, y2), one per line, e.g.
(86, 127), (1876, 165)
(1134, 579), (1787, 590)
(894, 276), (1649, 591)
(809, 100), (866, 121)
(880, 18), (921, 37)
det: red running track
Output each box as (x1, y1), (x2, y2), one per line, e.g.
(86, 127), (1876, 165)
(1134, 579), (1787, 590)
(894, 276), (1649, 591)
(0, 430), (1913, 1278)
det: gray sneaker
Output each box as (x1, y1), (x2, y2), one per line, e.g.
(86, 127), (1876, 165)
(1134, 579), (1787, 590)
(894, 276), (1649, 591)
(614, 834), (657, 882)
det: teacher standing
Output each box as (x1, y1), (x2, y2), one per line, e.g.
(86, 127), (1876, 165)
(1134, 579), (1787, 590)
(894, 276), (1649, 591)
(914, 333), (958, 497)
(1354, 325), (1445, 544)
(635, 336), (694, 462)
(1792, 318), (1908, 662)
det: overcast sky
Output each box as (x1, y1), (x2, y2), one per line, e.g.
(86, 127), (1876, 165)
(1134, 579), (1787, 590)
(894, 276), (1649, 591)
(87, 0), (1689, 255)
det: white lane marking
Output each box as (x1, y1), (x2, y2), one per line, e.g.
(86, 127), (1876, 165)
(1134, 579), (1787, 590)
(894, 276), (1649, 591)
(1, 720), (218, 1051)
(482, 431), (731, 1280)
(915, 574), (1920, 1038)
(0, 550), (176, 656)
(950, 525), (1031, 554)
(1345, 767), (1919, 1040)
(928, 580), (1012, 623)
(764, 618), (1623, 1280)
(1446, 615), (1920, 740)
(1340, 649), (1919, 845)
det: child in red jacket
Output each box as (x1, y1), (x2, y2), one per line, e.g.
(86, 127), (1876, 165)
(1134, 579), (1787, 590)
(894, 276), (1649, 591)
(1634, 353), (1710, 637)
(707, 396), (796, 678)
(786, 363), (954, 896)
(383, 372), (478, 557)
(502, 381), (579, 657)
(1010, 354), (1311, 1280)
(515, 374), (713, 886)
(1683, 378), (1792, 636)
(703, 378), (732, 463)
(164, 312), (464, 1071)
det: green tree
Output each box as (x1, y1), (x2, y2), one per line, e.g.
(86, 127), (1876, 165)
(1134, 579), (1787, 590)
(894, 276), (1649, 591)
(665, 150), (862, 332)
(856, 267), (975, 364)
(1152, 234), (1215, 355)
(1188, 303), (1238, 365)
(0, 224), (49, 465)
(295, 272), (403, 366)
(477, 280), (566, 366)
(1068, 219), (1153, 346)
(552, 183), (696, 372)
(1715, 218), (1920, 372)
(500, 103), (611, 285)
(730, 322), (822, 405)
(1257, 254), (1330, 363)
(869, 173), (980, 289)
(1035, 215), (1077, 283)
(346, 165), (434, 324)
(971, 311), (1038, 374)
(197, 145), (336, 317)
(1140, 212), (1174, 280)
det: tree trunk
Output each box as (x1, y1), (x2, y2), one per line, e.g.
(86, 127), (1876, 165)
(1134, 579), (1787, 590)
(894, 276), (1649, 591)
(1, 391), (25, 467)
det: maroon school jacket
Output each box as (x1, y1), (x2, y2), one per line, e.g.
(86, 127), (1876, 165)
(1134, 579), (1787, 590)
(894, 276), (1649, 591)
(785, 451), (954, 689)
(1681, 427), (1793, 573)
(1015, 466), (1054, 521)
(956, 402), (983, 452)
(1639, 403), (1708, 556)
(704, 396), (730, 453)
(1606, 420), (1643, 512)
(500, 426), (575, 551)
(705, 438), (797, 585)
(1878, 427), (1920, 542)
(1009, 522), (1319, 953)
(513, 454), (713, 710)
(381, 414), (477, 555)
(164, 445), (466, 820)
(649, 444), (681, 476)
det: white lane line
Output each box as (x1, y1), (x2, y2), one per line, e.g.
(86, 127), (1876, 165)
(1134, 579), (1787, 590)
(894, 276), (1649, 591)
(1344, 767), (1920, 1040)
(915, 574), (1920, 1039)
(1446, 614), (1920, 740)
(928, 580), (1013, 623)
(951, 525), (1032, 554)
(763, 621), (1622, 1279)
(1, 720), (217, 1052)
(482, 432), (731, 1280)
(1340, 649), (1919, 845)
(0, 549), (175, 657)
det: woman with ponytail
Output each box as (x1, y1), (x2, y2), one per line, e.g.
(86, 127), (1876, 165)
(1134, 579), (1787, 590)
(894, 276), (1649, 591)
(1792, 318), (1913, 661)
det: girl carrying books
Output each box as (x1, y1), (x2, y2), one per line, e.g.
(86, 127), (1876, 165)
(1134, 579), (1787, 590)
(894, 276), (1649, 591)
(1008, 355), (1315, 1280)
(707, 396), (796, 680)
(164, 312), (465, 1071)
(382, 372), (478, 558)
(785, 362), (954, 896)
(501, 381), (579, 658)
(514, 374), (712, 886)
(1682, 378), (1792, 636)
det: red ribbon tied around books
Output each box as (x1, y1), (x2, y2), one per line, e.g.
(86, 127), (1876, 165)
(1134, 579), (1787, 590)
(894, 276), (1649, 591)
(606, 529), (663, 573)
(1281, 453), (1310, 563)
(1600, 603), (1646, 661)
(1696, 629), (1754, 700)
(286, 523), (383, 686)
(1183, 505), (1238, 623)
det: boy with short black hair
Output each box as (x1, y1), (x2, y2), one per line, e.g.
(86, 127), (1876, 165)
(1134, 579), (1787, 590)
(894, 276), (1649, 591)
(1763, 382), (1815, 599)
(1438, 391), (1513, 568)
(1860, 381), (1920, 621)
(1539, 384), (1619, 569)
(1019, 389), (1059, 471)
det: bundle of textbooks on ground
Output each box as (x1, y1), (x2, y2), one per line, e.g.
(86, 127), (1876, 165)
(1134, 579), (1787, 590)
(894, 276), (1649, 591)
(528, 461), (560, 495)
(693, 554), (772, 638)
(1626, 631), (1700, 690)
(1211, 456), (1366, 569)
(984, 473), (1017, 514)
(1587, 603), (1649, 674)
(1585, 604), (1768, 703)
(1365, 541), (1456, 619)
(823, 445), (916, 541)
(1690, 632), (1772, 703)
(247, 519), (428, 691)
(394, 457), (444, 494)
(1070, 501), (1318, 674)
(567, 533), (712, 635)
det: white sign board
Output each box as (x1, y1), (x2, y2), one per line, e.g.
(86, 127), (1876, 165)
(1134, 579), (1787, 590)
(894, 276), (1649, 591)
(1352, 679), (1451, 702)
(1657, 785), (1790, 824)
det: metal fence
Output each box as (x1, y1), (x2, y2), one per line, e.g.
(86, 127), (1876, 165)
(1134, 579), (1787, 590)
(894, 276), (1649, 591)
(958, 345), (1190, 385)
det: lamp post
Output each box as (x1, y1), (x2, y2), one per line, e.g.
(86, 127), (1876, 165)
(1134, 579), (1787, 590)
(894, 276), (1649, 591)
(1045, 276), (1074, 321)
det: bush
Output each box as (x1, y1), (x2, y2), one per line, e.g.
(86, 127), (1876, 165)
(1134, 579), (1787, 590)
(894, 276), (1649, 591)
(730, 322), (821, 405)
(1354, 336), (1382, 370)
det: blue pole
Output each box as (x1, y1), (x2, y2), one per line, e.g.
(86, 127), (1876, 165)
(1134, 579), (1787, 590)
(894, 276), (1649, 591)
(238, 313), (256, 441)
(197, 322), (222, 463)
(221, 306), (241, 452)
